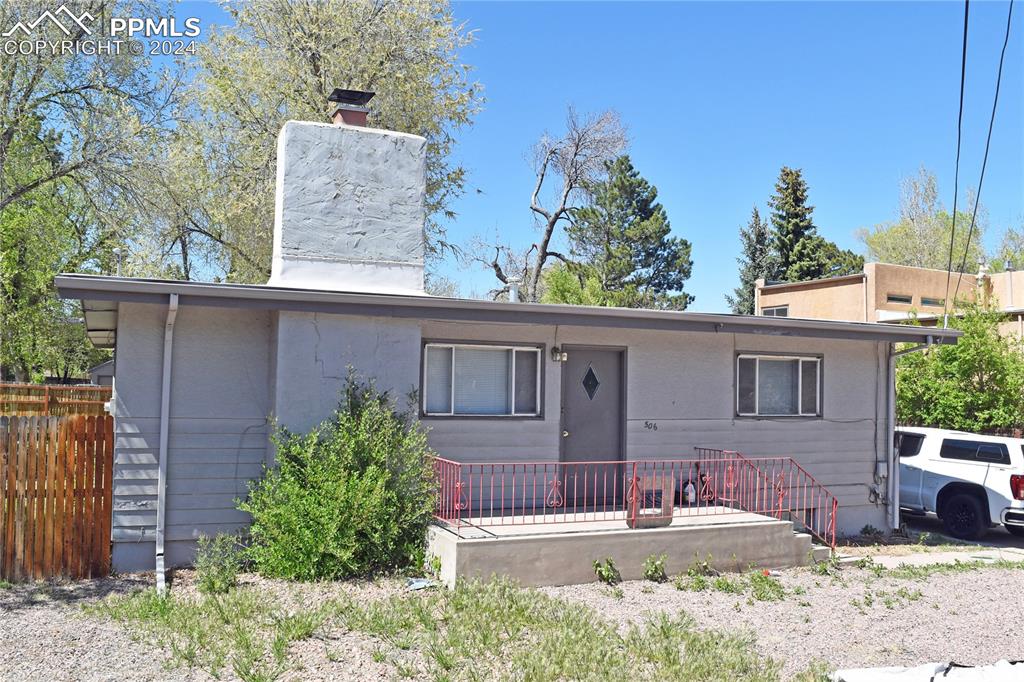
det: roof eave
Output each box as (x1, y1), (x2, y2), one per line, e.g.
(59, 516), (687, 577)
(55, 274), (962, 347)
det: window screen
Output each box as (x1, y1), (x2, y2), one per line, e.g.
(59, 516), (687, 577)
(737, 357), (757, 414)
(423, 344), (541, 416)
(758, 359), (798, 414)
(800, 359), (818, 414)
(454, 348), (511, 415)
(737, 355), (820, 417)
(513, 349), (539, 414)
(424, 346), (453, 413)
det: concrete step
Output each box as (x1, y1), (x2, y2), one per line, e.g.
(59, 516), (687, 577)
(810, 544), (832, 563)
(429, 514), (818, 588)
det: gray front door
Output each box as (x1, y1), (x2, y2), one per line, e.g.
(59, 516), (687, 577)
(560, 347), (624, 509)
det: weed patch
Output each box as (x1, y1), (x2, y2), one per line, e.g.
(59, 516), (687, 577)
(593, 557), (622, 585)
(642, 554), (668, 583)
(342, 578), (783, 681)
(748, 571), (784, 602)
(86, 587), (333, 681)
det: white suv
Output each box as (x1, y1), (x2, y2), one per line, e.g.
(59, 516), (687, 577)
(897, 426), (1024, 540)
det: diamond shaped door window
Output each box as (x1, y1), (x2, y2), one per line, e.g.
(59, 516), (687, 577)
(582, 365), (600, 400)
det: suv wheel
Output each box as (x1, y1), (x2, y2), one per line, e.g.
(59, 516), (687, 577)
(1005, 524), (1024, 538)
(941, 493), (986, 540)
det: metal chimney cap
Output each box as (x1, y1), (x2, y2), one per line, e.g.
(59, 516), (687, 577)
(328, 88), (375, 106)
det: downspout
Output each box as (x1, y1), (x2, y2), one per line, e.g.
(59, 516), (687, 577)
(886, 334), (933, 530)
(155, 293), (179, 594)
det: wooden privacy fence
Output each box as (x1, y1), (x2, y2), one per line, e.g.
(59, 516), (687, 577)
(0, 383), (111, 416)
(0, 415), (113, 581)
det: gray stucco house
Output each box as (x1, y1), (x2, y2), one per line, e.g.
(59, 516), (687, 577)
(56, 93), (958, 576)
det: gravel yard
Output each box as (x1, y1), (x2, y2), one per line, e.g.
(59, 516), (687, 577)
(547, 561), (1024, 678)
(2, 557), (1023, 681)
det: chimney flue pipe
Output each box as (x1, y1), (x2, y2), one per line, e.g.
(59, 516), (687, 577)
(328, 88), (374, 127)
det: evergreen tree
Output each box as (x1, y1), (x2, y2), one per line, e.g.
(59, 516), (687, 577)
(785, 235), (865, 281)
(769, 166), (816, 277)
(560, 156), (694, 310)
(766, 165), (863, 283)
(726, 207), (777, 314)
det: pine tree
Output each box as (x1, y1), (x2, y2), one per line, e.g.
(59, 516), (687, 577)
(726, 207), (778, 314)
(786, 235), (864, 281)
(560, 155), (693, 310)
(767, 165), (863, 283)
(769, 166), (816, 277)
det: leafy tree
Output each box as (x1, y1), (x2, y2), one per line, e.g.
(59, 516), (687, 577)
(0, 0), (178, 381)
(541, 263), (616, 306)
(0, 136), (111, 381)
(897, 305), (1024, 431)
(726, 207), (777, 314)
(991, 226), (1024, 272)
(857, 167), (985, 271)
(182, 0), (482, 281)
(553, 155), (692, 310)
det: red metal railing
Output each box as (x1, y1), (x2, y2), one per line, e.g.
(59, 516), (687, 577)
(430, 450), (838, 547)
(694, 448), (838, 547)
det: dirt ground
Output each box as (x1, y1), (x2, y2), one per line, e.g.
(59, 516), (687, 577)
(2, 549), (1023, 681)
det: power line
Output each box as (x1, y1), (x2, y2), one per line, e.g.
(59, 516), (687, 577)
(942, 0), (971, 326)
(952, 0), (1015, 306)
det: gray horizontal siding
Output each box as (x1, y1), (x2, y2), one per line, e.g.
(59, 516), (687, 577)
(111, 303), (272, 557)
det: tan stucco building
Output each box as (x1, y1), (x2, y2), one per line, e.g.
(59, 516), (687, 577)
(755, 262), (1024, 337)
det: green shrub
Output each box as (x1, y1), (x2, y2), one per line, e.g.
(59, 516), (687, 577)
(593, 557), (621, 585)
(195, 533), (243, 594)
(239, 372), (437, 580)
(642, 554), (668, 583)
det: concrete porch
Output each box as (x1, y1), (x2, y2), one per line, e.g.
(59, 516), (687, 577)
(426, 507), (828, 587)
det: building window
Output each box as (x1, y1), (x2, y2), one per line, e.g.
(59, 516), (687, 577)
(886, 294), (913, 304)
(423, 343), (541, 417)
(761, 305), (789, 317)
(737, 354), (820, 417)
(921, 297), (945, 307)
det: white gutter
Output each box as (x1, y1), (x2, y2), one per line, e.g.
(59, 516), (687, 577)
(886, 335), (933, 529)
(155, 293), (178, 594)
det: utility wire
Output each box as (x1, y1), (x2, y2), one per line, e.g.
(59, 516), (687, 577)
(952, 0), (1015, 306)
(942, 0), (971, 326)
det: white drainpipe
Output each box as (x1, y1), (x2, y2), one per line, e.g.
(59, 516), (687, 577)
(155, 293), (179, 593)
(886, 335), (933, 529)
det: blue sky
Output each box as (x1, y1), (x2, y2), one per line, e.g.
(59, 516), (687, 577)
(180, 1), (1022, 311)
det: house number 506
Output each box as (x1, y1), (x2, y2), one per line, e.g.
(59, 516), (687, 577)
(643, 421), (658, 431)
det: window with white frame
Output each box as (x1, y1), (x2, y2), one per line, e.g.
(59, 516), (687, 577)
(423, 343), (542, 416)
(736, 354), (820, 417)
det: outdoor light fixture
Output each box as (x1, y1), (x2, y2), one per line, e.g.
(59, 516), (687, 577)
(551, 346), (568, 362)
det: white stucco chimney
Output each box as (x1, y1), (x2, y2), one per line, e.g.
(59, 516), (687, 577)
(268, 88), (427, 295)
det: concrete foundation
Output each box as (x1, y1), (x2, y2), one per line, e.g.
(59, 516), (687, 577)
(426, 512), (818, 588)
